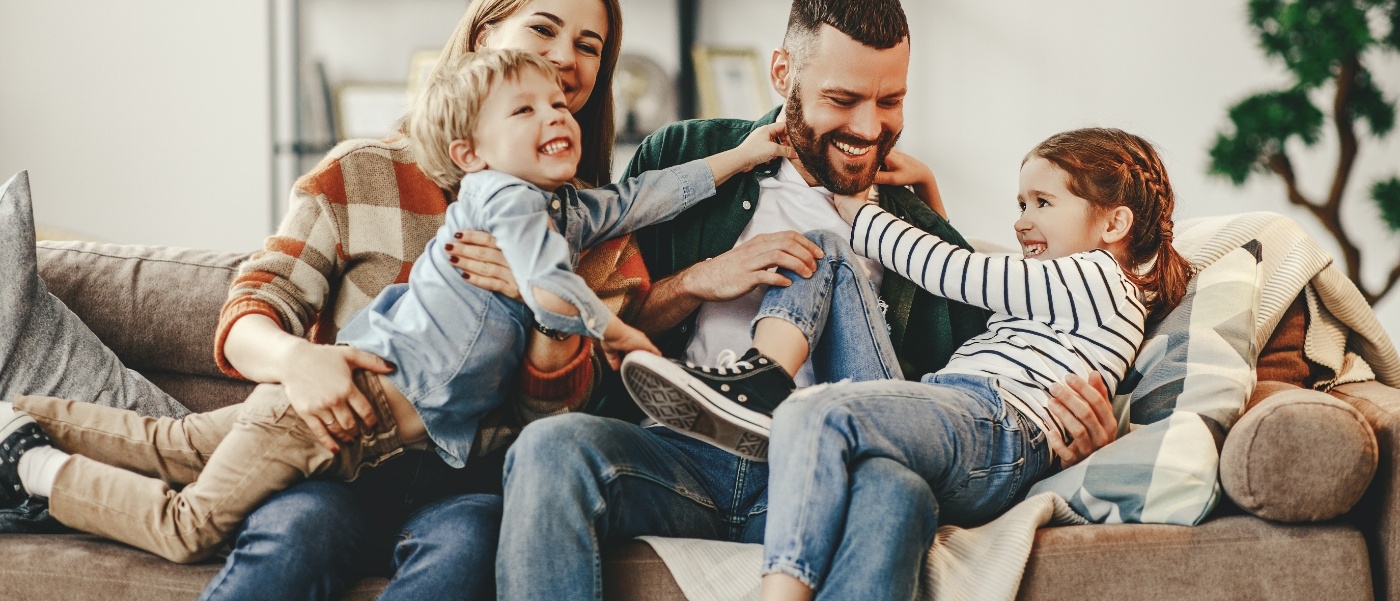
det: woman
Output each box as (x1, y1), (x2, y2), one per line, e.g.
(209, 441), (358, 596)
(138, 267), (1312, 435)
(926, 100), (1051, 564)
(199, 1), (630, 599)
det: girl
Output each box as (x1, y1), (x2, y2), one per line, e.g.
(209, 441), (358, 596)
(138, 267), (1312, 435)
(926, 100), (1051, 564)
(623, 127), (1192, 600)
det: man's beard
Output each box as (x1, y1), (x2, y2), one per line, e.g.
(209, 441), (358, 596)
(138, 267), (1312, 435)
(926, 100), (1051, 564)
(785, 84), (900, 195)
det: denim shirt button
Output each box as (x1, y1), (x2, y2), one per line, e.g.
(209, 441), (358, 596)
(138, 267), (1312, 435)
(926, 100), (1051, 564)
(550, 199), (561, 210)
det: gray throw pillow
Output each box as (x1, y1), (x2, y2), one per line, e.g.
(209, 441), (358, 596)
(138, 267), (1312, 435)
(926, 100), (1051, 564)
(0, 171), (189, 418)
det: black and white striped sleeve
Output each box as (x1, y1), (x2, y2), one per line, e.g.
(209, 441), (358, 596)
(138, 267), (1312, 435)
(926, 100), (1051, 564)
(850, 204), (1136, 329)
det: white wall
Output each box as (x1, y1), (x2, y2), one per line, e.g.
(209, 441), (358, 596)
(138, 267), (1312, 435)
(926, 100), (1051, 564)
(0, 2), (272, 252)
(2, 1), (1395, 342)
(690, 0), (1400, 343)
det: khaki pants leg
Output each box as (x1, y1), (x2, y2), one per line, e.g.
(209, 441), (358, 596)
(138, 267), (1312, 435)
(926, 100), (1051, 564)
(42, 381), (403, 564)
(16, 394), (238, 485)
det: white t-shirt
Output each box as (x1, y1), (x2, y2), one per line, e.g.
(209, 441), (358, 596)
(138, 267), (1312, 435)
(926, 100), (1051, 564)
(683, 159), (884, 386)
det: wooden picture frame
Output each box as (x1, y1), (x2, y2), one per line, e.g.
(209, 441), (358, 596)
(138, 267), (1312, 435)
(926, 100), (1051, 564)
(692, 46), (772, 120)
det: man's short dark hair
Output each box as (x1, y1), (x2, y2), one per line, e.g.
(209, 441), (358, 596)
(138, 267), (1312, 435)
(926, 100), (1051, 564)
(783, 0), (909, 73)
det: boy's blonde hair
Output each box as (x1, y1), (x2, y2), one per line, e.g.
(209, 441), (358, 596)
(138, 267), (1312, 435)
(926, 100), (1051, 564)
(407, 49), (562, 190)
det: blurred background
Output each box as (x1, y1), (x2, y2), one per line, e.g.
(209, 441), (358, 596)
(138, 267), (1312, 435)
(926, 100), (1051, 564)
(2, 0), (1396, 340)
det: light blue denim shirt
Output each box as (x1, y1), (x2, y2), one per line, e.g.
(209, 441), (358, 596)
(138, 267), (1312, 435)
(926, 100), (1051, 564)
(336, 159), (715, 466)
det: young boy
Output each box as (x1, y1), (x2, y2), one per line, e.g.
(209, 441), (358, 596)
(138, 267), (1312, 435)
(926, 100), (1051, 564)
(0, 49), (791, 563)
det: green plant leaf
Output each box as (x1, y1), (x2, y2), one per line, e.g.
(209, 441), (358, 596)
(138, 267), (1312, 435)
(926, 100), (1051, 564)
(1209, 89), (1325, 185)
(1249, 0), (1376, 87)
(1375, 177), (1400, 231)
(1350, 68), (1397, 137)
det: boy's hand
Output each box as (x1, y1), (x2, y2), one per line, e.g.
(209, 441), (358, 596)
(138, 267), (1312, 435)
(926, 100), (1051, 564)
(833, 185), (877, 224)
(705, 123), (795, 187)
(599, 319), (660, 370)
(733, 123), (796, 171)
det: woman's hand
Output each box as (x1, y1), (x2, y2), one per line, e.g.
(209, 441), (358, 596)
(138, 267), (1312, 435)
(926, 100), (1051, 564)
(1045, 371), (1119, 468)
(277, 341), (394, 453)
(445, 231), (522, 302)
(873, 148), (948, 220)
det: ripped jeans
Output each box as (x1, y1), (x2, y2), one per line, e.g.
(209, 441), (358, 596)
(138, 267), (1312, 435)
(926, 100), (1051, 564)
(753, 229), (902, 384)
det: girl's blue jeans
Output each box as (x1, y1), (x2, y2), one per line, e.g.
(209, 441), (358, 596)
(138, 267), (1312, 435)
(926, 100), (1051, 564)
(758, 231), (1054, 599)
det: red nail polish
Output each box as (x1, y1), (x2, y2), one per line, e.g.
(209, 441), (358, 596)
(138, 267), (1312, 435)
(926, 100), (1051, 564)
(450, 256), (459, 263)
(445, 243), (454, 251)
(454, 232), (463, 239)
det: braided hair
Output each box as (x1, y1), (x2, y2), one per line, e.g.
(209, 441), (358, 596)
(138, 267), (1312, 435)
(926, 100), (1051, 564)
(1029, 128), (1193, 321)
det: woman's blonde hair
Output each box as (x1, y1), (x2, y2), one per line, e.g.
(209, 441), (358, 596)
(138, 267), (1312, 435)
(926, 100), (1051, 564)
(407, 49), (561, 190)
(425, 0), (622, 187)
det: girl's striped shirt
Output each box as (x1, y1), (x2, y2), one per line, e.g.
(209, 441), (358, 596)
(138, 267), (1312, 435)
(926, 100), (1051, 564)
(851, 204), (1147, 440)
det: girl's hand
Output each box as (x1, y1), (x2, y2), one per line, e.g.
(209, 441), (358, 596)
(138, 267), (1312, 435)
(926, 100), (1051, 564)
(278, 342), (394, 453)
(833, 186), (877, 224)
(446, 231), (523, 302)
(599, 319), (660, 371)
(873, 148), (948, 220)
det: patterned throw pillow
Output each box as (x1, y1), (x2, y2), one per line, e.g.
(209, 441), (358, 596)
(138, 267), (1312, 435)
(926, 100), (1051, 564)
(1027, 240), (1263, 525)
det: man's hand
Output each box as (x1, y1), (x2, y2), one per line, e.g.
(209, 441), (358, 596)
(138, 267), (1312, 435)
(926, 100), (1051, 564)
(444, 231), (522, 302)
(599, 319), (660, 370)
(1045, 371), (1118, 468)
(680, 231), (825, 303)
(278, 342), (394, 453)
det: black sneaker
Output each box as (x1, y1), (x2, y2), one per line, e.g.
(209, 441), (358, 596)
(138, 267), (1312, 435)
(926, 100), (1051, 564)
(0, 401), (49, 506)
(622, 348), (795, 461)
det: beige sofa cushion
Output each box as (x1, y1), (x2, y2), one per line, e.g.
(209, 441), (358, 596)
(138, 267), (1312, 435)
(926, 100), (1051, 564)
(1222, 383), (1378, 522)
(36, 241), (251, 412)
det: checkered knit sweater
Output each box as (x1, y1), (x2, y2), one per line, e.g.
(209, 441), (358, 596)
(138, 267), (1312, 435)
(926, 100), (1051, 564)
(215, 137), (648, 451)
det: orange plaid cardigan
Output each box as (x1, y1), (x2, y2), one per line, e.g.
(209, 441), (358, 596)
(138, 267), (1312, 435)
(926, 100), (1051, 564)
(214, 137), (650, 450)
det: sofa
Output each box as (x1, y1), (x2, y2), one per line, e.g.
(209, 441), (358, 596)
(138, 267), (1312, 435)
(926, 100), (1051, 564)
(0, 238), (1395, 601)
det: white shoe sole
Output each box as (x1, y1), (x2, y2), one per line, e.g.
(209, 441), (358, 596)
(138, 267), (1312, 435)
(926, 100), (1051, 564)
(0, 402), (34, 443)
(621, 353), (772, 462)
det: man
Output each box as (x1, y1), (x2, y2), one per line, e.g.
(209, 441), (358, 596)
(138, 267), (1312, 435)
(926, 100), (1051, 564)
(496, 1), (1115, 598)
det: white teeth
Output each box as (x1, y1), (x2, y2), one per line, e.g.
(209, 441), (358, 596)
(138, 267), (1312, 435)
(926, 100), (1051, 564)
(833, 141), (871, 156)
(1024, 245), (1045, 258)
(540, 140), (570, 155)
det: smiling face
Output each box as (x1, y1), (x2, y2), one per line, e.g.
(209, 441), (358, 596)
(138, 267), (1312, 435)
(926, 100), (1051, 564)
(776, 24), (908, 195)
(458, 67), (581, 190)
(476, 0), (608, 114)
(1014, 157), (1114, 261)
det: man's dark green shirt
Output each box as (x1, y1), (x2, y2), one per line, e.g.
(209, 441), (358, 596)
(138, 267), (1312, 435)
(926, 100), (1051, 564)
(624, 107), (990, 384)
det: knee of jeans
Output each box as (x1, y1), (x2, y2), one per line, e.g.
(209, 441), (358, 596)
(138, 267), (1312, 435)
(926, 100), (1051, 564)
(241, 481), (364, 550)
(398, 495), (502, 560)
(771, 391), (857, 448)
(802, 229), (854, 261)
(505, 414), (612, 483)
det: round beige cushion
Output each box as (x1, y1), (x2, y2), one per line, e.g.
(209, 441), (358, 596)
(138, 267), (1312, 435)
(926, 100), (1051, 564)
(1221, 385), (1377, 522)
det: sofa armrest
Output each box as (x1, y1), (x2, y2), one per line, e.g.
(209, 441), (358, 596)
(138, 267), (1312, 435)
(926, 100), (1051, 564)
(1330, 380), (1400, 600)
